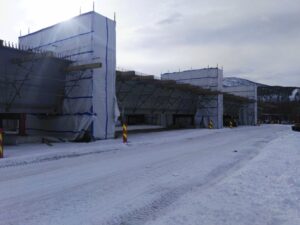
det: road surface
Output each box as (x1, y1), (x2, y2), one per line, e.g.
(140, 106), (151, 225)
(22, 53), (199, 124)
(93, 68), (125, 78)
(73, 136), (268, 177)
(0, 125), (299, 225)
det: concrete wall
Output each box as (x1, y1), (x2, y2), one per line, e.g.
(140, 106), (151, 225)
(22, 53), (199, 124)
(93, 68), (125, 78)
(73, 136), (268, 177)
(161, 68), (223, 129)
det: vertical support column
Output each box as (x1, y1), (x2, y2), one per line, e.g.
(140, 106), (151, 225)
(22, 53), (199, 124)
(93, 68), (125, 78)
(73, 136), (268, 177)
(19, 113), (26, 136)
(0, 128), (3, 158)
(160, 113), (167, 128)
(253, 86), (258, 125)
(217, 94), (223, 129)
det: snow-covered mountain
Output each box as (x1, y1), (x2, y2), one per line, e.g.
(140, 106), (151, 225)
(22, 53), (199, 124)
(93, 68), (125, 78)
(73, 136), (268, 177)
(223, 77), (300, 102)
(258, 86), (300, 102)
(223, 77), (266, 87)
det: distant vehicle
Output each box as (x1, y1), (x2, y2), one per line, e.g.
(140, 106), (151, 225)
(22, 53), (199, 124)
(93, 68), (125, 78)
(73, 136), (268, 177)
(292, 123), (300, 132)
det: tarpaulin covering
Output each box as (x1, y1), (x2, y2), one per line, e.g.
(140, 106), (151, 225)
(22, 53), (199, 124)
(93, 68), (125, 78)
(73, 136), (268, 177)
(19, 11), (117, 140)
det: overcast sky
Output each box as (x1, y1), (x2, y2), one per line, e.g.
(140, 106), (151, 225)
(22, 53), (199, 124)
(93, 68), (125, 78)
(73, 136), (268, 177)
(0, 0), (299, 86)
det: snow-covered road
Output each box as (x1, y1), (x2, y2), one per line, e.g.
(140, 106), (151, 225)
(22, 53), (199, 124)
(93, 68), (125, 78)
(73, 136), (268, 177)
(0, 125), (299, 225)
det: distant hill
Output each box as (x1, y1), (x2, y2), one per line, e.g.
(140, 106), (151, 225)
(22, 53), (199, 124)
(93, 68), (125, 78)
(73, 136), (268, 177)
(223, 77), (300, 102)
(223, 77), (266, 87)
(258, 86), (300, 102)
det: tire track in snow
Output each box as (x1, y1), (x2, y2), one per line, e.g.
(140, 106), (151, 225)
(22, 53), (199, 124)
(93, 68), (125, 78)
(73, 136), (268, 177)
(0, 147), (120, 169)
(107, 132), (282, 225)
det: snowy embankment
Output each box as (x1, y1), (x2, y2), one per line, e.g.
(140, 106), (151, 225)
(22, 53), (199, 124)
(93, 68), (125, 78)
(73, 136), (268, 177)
(0, 128), (224, 168)
(0, 125), (299, 225)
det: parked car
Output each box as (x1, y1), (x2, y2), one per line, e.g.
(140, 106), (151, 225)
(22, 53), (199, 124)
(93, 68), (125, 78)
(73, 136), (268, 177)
(292, 123), (300, 132)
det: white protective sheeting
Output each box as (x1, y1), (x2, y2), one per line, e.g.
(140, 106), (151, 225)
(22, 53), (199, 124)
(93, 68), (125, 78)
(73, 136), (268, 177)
(223, 85), (258, 125)
(162, 68), (223, 129)
(161, 68), (223, 92)
(19, 12), (117, 140)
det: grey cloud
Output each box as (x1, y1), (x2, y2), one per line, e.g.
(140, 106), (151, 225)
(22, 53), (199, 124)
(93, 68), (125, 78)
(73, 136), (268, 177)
(246, 70), (300, 87)
(191, 11), (300, 45)
(2, 0), (299, 86)
(132, 10), (300, 50)
(157, 13), (183, 25)
(119, 0), (300, 86)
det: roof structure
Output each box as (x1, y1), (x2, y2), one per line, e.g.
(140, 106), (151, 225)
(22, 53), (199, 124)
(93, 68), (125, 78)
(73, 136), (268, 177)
(117, 71), (253, 115)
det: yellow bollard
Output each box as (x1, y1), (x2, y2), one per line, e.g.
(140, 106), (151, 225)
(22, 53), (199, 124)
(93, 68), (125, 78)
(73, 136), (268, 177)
(0, 128), (3, 158)
(208, 120), (214, 129)
(229, 121), (233, 128)
(122, 123), (128, 143)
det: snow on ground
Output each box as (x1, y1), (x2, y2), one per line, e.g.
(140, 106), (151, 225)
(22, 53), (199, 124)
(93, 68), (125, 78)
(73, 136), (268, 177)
(0, 125), (299, 225)
(145, 128), (300, 225)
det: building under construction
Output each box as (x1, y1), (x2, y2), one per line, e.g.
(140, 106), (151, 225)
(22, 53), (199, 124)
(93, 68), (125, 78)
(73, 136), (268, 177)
(1, 11), (117, 143)
(117, 68), (257, 129)
(0, 11), (257, 144)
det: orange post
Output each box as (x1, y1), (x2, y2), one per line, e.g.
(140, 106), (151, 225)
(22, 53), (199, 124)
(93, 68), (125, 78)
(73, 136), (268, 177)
(0, 128), (3, 158)
(122, 123), (128, 143)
